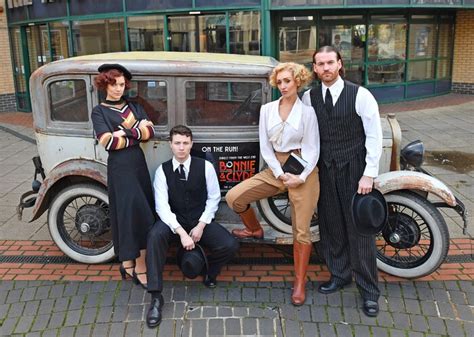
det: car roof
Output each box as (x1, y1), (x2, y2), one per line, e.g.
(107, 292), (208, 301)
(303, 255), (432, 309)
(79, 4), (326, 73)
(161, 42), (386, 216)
(31, 51), (278, 83)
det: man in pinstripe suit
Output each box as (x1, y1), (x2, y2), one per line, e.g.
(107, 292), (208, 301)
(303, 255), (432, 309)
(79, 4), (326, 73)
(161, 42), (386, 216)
(302, 46), (383, 317)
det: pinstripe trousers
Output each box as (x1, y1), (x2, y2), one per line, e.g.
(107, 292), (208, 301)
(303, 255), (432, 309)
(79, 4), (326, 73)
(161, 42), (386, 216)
(318, 152), (380, 301)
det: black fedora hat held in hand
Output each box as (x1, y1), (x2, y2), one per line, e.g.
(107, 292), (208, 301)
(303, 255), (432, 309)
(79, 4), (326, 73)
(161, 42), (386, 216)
(98, 63), (132, 80)
(351, 189), (388, 236)
(176, 244), (208, 279)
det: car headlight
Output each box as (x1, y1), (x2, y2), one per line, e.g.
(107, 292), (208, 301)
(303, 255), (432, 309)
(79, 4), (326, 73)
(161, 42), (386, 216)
(400, 140), (425, 169)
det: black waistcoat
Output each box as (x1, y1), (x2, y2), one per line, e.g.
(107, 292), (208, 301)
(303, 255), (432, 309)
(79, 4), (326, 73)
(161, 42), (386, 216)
(162, 157), (207, 228)
(310, 80), (366, 168)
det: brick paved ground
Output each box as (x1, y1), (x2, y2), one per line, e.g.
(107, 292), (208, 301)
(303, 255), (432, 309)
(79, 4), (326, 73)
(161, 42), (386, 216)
(0, 93), (473, 336)
(0, 279), (472, 336)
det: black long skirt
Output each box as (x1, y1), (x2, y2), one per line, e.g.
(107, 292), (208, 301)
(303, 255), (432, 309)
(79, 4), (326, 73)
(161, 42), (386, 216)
(107, 145), (156, 261)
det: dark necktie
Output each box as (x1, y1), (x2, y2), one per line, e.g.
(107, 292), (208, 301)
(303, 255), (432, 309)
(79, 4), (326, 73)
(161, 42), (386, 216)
(325, 88), (333, 113)
(178, 164), (186, 181)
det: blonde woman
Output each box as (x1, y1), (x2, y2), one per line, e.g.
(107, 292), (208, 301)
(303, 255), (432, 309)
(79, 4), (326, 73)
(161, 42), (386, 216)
(226, 62), (320, 305)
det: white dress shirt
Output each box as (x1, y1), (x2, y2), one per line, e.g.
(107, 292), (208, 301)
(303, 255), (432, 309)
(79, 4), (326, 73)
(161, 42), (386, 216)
(153, 156), (221, 233)
(259, 96), (320, 182)
(302, 76), (383, 178)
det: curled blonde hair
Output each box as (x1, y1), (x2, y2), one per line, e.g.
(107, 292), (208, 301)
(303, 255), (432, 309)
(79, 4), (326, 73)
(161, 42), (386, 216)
(269, 62), (313, 92)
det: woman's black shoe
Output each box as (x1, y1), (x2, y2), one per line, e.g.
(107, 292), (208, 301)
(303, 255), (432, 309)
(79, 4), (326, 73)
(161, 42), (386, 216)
(132, 270), (148, 290)
(146, 294), (164, 328)
(318, 279), (351, 294)
(362, 299), (379, 317)
(119, 263), (134, 280)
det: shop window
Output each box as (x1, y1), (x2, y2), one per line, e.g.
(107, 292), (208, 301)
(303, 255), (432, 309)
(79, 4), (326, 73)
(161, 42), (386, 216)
(279, 16), (316, 65)
(72, 19), (125, 56)
(49, 80), (88, 122)
(230, 12), (261, 55)
(368, 62), (405, 84)
(185, 81), (262, 126)
(128, 16), (165, 51)
(412, 0), (460, 4)
(49, 22), (70, 61)
(126, 0), (191, 11)
(408, 24), (436, 59)
(368, 22), (406, 61)
(436, 59), (451, 79)
(168, 15), (226, 53)
(407, 60), (434, 81)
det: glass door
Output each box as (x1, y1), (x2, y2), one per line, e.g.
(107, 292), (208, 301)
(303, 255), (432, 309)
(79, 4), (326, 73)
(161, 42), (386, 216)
(26, 24), (50, 74)
(10, 27), (30, 111)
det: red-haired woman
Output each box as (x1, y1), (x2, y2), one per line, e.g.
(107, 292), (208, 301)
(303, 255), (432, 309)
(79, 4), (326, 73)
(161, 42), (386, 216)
(91, 64), (156, 288)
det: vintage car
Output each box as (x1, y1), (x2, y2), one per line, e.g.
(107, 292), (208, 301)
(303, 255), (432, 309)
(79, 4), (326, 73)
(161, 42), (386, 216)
(18, 52), (467, 279)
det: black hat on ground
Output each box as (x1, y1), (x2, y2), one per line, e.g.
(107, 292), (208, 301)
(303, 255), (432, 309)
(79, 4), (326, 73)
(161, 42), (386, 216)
(351, 189), (388, 236)
(176, 244), (208, 279)
(98, 63), (132, 80)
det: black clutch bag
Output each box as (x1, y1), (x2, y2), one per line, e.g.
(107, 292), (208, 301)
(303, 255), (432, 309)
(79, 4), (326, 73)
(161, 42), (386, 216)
(282, 153), (308, 175)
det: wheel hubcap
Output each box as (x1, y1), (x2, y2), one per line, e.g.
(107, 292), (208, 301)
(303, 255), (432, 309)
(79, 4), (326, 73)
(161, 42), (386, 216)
(383, 213), (421, 249)
(75, 204), (109, 236)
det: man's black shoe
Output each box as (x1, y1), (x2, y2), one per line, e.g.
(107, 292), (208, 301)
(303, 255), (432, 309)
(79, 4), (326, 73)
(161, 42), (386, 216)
(362, 299), (379, 317)
(203, 274), (217, 288)
(146, 294), (164, 328)
(318, 279), (351, 294)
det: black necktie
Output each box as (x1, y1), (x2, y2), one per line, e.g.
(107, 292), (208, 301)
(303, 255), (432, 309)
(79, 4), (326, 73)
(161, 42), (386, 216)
(325, 88), (333, 113)
(178, 164), (186, 181)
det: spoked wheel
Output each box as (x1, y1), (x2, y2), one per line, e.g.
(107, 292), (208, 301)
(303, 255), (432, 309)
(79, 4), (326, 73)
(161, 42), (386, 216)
(48, 184), (115, 264)
(256, 192), (319, 234)
(376, 191), (449, 278)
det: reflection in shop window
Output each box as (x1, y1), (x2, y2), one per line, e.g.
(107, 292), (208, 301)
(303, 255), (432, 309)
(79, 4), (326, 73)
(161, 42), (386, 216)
(128, 16), (165, 51)
(229, 12), (261, 55)
(408, 24), (436, 59)
(49, 80), (88, 122)
(368, 23), (406, 61)
(73, 19), (125, 56)
(279, 17), (316, 65)
(185, 81), (262, 126)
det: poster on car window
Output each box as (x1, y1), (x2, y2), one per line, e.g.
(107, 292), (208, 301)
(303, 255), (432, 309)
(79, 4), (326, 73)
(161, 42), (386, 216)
(192, 142), (260, 193)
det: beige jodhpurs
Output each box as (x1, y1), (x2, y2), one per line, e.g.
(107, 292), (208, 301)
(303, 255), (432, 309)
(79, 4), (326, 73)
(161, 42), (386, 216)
(225, 152), (320, 244)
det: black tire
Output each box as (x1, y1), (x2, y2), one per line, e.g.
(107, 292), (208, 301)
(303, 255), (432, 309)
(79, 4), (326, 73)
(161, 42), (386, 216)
(256, 192), (319, 235)
(47, 184), (115, 264)
(377, 190), (450, 278)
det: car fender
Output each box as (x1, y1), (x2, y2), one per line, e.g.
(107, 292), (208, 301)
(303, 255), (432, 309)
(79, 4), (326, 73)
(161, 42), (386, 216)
(30, 159), (107, 222)
(374, 171), (456, 207)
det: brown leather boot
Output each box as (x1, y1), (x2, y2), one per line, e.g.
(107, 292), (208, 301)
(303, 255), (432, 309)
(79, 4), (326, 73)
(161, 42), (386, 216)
(232, 207), (264, 239)
(291, 241), (312, 306)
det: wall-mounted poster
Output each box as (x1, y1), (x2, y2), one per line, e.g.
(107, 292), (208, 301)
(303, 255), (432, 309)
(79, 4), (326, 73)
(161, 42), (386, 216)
(415, 27), (430, 57)
(192, 142), (260, 193)
(331, 28), (352, 60)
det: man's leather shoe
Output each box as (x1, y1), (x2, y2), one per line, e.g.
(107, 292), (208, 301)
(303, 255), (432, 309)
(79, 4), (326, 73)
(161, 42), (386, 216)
(362, 299), (379, 317)
(318, 279), (351, 294)
(203, 274), (217, 288)
(146, 294), (164, 328)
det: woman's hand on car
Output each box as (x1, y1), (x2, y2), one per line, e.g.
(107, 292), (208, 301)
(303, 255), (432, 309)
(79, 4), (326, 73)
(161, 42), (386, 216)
(283, 173), (303, 188)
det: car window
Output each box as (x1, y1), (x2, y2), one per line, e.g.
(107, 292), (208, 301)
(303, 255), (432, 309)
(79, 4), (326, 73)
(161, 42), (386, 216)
(127, 80), (168, 126)
(185, 81), (262, 126)
(49, 80), (88, 122)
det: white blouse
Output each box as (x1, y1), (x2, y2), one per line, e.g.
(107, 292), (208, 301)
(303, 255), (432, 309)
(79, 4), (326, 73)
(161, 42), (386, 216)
(259, 97), (320, 182)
